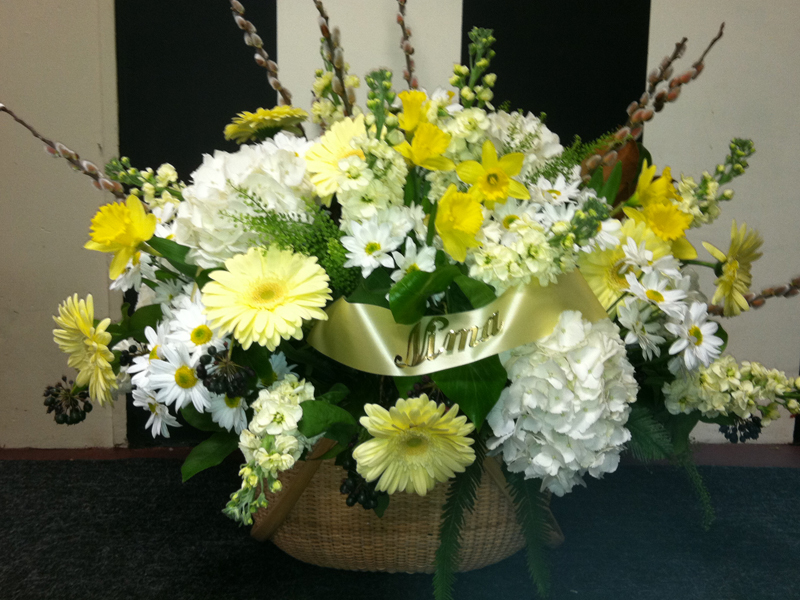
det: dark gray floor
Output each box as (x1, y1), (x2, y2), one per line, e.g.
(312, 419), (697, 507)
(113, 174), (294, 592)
(0, 459), (797, 600)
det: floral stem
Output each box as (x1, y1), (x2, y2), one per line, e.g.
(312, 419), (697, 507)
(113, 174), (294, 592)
(682, 259), (717, 269)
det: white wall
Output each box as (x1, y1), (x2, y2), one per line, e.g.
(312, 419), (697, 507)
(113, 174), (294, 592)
(0, 0), (125, 448)
(647, 1), (800, 443)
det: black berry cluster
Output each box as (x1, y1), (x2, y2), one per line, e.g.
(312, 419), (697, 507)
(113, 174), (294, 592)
(196, 345), (255, 397)
(118, 343), (145, 367)
(719, 416), (762, 443)
(43, 376), (93, 425)
(339, 454), (385, 511)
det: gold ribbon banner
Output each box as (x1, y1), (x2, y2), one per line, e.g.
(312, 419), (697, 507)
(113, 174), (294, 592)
(306, 270), (608, 377)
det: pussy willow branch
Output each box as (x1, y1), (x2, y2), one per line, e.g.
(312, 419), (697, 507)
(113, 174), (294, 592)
(313, 0), (353, 116)
(396, 0), (418, 89)
(229, 0), (293, 105)
(0, 103), (125, 198)
(707, 275), (800, 317)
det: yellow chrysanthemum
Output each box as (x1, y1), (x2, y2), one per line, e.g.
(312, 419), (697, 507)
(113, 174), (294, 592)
(578, 220), (671, 310)
(397, 89), (429, 133)
(53, 294), (117, 406)
(304, 114), (367, 199)
(456, 139), (530, 208)
(224, 106), (308, 144)
(702, 220), (764, 316)
(435, 184), (484, 262)
(352, 394), (476, 496)
(85, 195), (157, 280)
(394, 122), (456, 171)
(201, 246), (332, 350)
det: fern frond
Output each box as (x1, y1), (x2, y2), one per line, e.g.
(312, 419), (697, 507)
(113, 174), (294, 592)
(677, 455), (716, 530)
(626, 404), (674, 462)
(433, 435), (486, 600)
(504, 469), (552, 599)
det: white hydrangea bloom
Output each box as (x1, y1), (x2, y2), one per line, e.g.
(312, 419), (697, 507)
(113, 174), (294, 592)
(487, 310), (638, 496)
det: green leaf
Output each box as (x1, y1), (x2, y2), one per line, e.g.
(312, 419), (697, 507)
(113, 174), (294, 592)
(599, 161), (623, 206)
(181, 405), (225, 433)
(389, 265), (461, 325)
(664, 412), (701, 457)
(347, 268), (393, 308)
(128, 304), (163, 343)
(626, 404), (674, 462)
(181, 431), (239, 482)
(637, 142), (653, 174)
(431, 356), (507, 430)
(298, 400), (357, 438)
(147, 236), (197, 278)
(504, 468), (552, 598)
(374, 493), (390, 518)
(232, 343), (274, 383)
(715, 322), (729, 353)
(454, 275), (496, 309)
(586, 163), (606, 194)
(434, 435), (486, 600)
(316, 382), (350, 405)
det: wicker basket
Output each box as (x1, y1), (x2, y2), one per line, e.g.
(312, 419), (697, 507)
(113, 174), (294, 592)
(251, 447), (563, 574)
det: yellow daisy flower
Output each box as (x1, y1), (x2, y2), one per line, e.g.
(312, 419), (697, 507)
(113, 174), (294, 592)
(435, 184), (484, 262)
(224, 106), (308, 144)
(305, 114), (367, 199)
(352, 394), (476, 496)
(201, 247), (332, 351)
(84, 195), (157, 280)
(394, 122), (456, 171)
(53, 294), (117, 406)
(578, 220), (671, 310)
(397, 89), (429, 133)
(702, 220), (764, 316)
(456, 139), (530, 208)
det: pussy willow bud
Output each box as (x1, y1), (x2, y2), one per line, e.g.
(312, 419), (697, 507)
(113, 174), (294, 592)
(91, 179), (102, 190)
(268, 75), (281, 91)
(631, 109), (646, 124)
(402, 41), (414, 54)
(243, 32), (253, 46)
(396, 13), (403, 24)
(332, 27), (341, 47)
(254, 53), (267, 67)
(230, 0), (244, 13)
(585, 155), (602, 171)
(648, 69), (660, 84)
(332, 76), (344, 95)
(602, 151), (619, 166)
(626, 101), (638, 117)
(669, 77), (681, 89)
(99, 178), (116, 192)
(319, 17), (329, 38)
(639, 92), (650, 106)
(667, 87), (681, 102)
(333, 48), (344, 69)
(44, 145), (59, 157)
(641, 109), (654, 122)
(347, 88), (356, 105)
(81, 160), (99, 175)
(614, 127), (631, 141)
(680, 70), (695, 84)
(630, 126), (643, 140)
(112, 181), (124, 194)
(250, 33), (263, 49)
(662, 66), (673, 81)
(693, 63), (705, 78)
(234, 15), (247, 30)
(266, 60), (278, 73)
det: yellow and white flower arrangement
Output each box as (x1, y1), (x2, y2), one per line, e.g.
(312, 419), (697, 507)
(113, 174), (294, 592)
(5, 3), (800, 598)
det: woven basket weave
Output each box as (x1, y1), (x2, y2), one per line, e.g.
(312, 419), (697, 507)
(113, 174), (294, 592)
(251, 452), (560, 574)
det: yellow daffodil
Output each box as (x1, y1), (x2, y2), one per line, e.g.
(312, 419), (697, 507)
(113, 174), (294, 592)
(626, 163), (696, 259)
(224, 106), (308, 144)
(397, 90), (429, 133)
(456, 139), (529, 208)
(702, 220), (763, 316)
(85, 195), (157, 280)
(435, 184), (483, 262)
(394, 122), (455, 171)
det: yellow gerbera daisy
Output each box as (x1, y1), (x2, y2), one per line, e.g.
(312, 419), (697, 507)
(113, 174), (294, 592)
(578, 220), (671, 310)
(305, 114), (367, 199)
(201, 246), (332, 350)
(394, 122), (456, 171)
(53, 294), (117, 406)
(85, 195), (157, 280)
(224, 106), (308, 144)
(702, 220), (764, 316)
(456, 139), (530, 208)
(352, 394), (476, 496)
(435, 184), (484, 262)
(397, 89), (429, 133)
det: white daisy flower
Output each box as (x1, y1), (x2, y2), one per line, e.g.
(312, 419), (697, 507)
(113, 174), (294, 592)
(269, 352), (296, 381)
(148, 344), (212, 411)
(621, 239), (653, 273)
(341, 217), (402, 278)
(132, 388), (181, 438)
(110, 252), (156, 293)
(167, 295), (226, 360)
(534, 173), (581, 204)
(209, 394), (248, 434)
(625, 271), (687, 319)
(665, 301), (724, 370)
(128, 323), (171, 388)
(617, 299), (666, 360)
(152, 278), (185, 311)
(390, 238), (437, 283)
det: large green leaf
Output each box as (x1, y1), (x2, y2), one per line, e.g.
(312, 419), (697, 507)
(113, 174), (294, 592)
(181, 405), (225, 433)
(147, 236), (198, 278)
(181, 431), (239, 482)
(431, 356), (507, 430)
(599, 161), (623, 206)
(454, 275), (496, 309)
(315, 382), (350, 405)
(389, 265), (461, 324)
(298, 400), (357, 438)
(106, 303), (162, 345)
